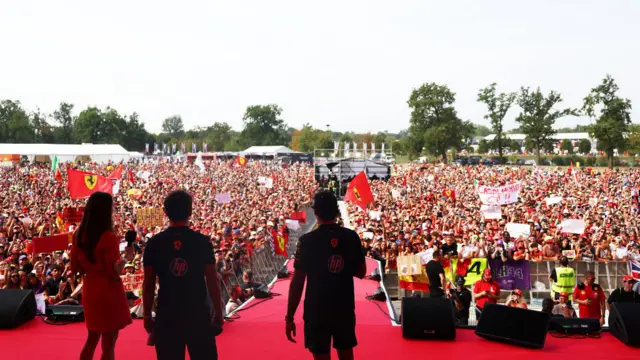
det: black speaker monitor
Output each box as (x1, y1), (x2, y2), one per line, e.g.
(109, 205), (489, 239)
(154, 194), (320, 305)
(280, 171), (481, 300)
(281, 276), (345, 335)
(401, 297), (456, 340)
(0, 289), (37, 329)
(475, 304), (549, 349)
(609, 303), (640, 347)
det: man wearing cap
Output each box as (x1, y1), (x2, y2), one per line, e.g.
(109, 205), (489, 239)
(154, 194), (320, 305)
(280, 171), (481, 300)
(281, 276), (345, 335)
(549, 255), (575, 302)
(607, 275), (640, 304)
(451, 275), (472, 326)
(551, 293), (577, 318)
(285, 190), (366, 360)
(473, 268), (501, 321)
(573, 271), (606, 325)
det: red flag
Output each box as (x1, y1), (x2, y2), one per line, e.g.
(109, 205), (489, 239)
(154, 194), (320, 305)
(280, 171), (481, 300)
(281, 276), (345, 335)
(236, 155), (247, 166)
(272, 230), (289, 257)
(55, 168), (62, 182)
(442, 188), (456, 200)
(290, 211), (307, 225)
(344, 171), (374, 211)
(108, 165), (123, 180)
(67, 169), (113, 199)
(33, 233), (72, 254)
(127, 170), (135, 184)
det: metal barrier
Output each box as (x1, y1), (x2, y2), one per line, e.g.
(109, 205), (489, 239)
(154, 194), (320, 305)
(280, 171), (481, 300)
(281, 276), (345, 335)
(220, 207), (316, 306)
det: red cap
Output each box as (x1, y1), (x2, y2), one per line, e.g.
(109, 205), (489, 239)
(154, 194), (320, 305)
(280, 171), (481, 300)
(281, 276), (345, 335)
(623, 275), (636, 282)
(560, 292), (569, 298)
(483, 268), (492, 279)
(512, 289), (522, 296)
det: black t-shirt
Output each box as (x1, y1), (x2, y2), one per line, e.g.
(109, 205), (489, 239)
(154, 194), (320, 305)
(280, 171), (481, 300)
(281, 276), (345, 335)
(294, 223), (365, 324)
(453, 288), (472, 319)
(45, 277), (61, 296)
(607, 288), (640, 304)
(441, 243), (458, 258)
(425, 260), (444, 294)
(143, 226), (214, 326)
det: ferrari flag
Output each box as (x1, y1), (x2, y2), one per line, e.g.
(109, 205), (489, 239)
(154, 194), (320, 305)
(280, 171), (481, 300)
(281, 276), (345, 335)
(344, 171), (374, 211)
(67, 169), (113, 199)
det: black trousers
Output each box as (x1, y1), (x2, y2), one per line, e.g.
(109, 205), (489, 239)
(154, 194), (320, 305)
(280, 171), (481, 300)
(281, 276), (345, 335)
(154, 323), (218, 360)
(304, 316), (357, 355)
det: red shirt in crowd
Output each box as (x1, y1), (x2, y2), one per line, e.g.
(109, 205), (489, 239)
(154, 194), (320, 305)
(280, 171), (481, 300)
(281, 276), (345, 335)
(573, 283), (605, 319)
(473, 279), (501, 309)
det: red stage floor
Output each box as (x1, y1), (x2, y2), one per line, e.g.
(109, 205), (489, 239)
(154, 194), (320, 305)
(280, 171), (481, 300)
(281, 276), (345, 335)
(1, 259), (638, 359)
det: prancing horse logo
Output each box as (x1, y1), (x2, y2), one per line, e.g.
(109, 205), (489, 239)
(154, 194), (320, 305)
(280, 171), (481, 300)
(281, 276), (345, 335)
(84, 175), (97, 190)
(352, 187), (361, 201)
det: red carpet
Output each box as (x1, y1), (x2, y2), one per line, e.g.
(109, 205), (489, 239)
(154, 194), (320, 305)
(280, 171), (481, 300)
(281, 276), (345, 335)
(1, 259), (638, 359)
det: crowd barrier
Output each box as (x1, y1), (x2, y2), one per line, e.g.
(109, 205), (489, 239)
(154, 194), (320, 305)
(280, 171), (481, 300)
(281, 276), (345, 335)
(219, 207), (316, 305)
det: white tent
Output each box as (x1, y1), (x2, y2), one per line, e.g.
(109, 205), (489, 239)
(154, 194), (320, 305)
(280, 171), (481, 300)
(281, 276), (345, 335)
(0, 143), (131, 164)
(243, 146), (296, 155)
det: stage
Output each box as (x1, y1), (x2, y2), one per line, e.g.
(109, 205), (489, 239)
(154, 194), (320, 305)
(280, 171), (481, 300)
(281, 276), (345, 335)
(1, 259), (638, 359)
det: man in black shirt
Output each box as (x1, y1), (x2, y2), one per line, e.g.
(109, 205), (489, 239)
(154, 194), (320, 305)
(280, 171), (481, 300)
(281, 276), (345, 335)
(426, 250), (446, 298)
(142, 190), (224, 360)
(440, 235), (458, 259)
(286, 190), (366, 360)
(451, 275), (472, 325)
(607, 275), (640, 304)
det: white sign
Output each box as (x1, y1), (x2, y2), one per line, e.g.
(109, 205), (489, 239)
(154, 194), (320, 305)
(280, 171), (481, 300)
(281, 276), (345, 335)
(505, 222), (530, 239)
(215, 193), (232, 204)
(544, 196), (563, 205)
(285, 219), (300, 231)
(559, 219), (585, 234)
(477, 181), (522, 205)
(258, 176), (273, 188)
(480, 205), (502, 219)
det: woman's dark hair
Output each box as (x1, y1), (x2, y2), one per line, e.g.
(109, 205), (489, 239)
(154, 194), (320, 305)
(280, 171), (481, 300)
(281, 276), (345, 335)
(76, 192), (113, 264)
(541, 298), (554, 314)
(164, 190), (192, 222)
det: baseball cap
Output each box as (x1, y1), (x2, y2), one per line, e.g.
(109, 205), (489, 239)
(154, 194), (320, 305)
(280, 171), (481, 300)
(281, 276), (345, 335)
(455, 275), (465, 285)
(559, 292), (569, 298)
(623, 275), (636, 283)
(483, 268), (492, 279)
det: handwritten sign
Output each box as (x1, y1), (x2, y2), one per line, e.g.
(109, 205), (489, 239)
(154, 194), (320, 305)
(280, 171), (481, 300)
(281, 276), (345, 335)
(63, 207), (85, 224)
(562, 250), (576, 259)
(120, 273), (144, 294)
(136, 208), (164, 227)
(477, 181), (522, 205)
(215, 193), (231, 204)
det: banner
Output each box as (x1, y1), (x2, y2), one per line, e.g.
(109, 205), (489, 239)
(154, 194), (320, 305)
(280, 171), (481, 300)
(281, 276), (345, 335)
(505, 223), (530, 239)
(477, 181), (521, 205)
(136, 208), (164, 227)
(215, 193), (232, 204)
(397, 255), (421, 276)
(121, 273), (144, 294)
(33, 233), (72, 254)
(480, 205), (501, 219)
(454, 258), (487, 286)
(559, 219), (585, 234)
(258, 176), (273, 188)
(489, 258), (531, 290)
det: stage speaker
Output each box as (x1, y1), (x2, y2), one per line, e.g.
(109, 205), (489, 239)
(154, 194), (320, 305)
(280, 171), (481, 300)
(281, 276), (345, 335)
(45, 305), (85, 323)
(401, 297), (456, 340)
(609, 303), (640, 347)
(475, 304), (549, 349)
(0, 289), (37, 329)
(549, 317), (601, 335)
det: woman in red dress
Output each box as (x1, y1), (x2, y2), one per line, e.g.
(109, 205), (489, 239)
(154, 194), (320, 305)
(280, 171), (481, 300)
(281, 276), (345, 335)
(70, 192), (133, 360)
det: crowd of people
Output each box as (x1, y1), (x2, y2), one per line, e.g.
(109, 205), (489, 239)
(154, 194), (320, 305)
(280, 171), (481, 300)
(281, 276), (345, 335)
(344, 162), (640, 323)
(0, 158), (317, 315)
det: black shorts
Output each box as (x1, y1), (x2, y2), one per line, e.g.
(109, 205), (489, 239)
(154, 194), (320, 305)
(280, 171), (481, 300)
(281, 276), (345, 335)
(154, 323), (218, 360)
(304, 317), (357, 355)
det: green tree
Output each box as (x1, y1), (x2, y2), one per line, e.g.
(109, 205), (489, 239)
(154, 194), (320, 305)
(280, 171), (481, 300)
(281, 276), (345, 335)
(407, 83), (472, 162)
(74, 107), (103, 143)
(578, 139), (592, 154)
(123, 112), (149, 151)
(582, 75), (632, 168)
(100, 107), (128, 144)
(0, 100), (34, 143)
(477, 139), (490, 154)
(477, 83), (517, 159)
(161, 115), (185, 138)
(560, 139), (573, 154)
(31, 108), (55, 143)
(239, 104), (289, 147)
(473, 124), (493, 137)
(627, 124), (640, 156)
(205, 122), (233, 151)
(53, 102), (75, 143)
(515, 87), (576, 164)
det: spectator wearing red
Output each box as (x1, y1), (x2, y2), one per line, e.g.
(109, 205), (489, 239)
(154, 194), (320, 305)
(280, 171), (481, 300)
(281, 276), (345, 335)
(573, 271), (606, 325)
(473, 268), (500, 321)
(505, 289), (528, 309)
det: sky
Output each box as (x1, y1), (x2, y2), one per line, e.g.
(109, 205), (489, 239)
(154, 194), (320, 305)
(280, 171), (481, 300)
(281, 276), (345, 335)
(1, 0), (639, 134)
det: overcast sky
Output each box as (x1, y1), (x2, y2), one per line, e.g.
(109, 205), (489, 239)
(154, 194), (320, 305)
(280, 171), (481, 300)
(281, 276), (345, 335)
(1, 0), (638, 134)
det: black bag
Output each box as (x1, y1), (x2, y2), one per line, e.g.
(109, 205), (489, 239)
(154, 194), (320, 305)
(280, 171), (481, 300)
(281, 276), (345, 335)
(254, 284), (272, 299)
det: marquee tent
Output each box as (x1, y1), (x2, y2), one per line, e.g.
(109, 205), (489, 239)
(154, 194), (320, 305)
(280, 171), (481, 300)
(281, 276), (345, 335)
(242, 146), (296, 155)
(0, 143), (131, 164)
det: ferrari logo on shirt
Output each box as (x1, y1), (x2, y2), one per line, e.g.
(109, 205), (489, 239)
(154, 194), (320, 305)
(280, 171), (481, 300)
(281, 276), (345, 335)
(581, 291), (586, 295)
(173, 240), (182, 251)
(331, 238), (338, 248)
(445, 190), (451, 197)
(277, 235), (286, 251)
(353, 187), (361, 201)
(84, 175), (97, 190)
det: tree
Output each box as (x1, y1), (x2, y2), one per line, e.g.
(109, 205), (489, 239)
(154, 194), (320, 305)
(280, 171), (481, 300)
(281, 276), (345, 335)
(239, 104), (289, 147)
(477, 139), (490, 154)
(578, 139), (592, 154)
(582, 75), (632, 168)
(123, 112), (149, 151)
(627, 124), (640, 156)
(30, 108), (55, 143)
(53, 102), (75, 143)
(560, 139), (573, 154)
(162, 115), (185, 138)
(515, 87), (576, 164)
(407, 83), (472, 162)
(473, 124), (493, 137)
(205, 122), (232, 151)
(477, 83), (517, 159)
(0, 100), (33, 143)
(74, 107), (104, 143)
